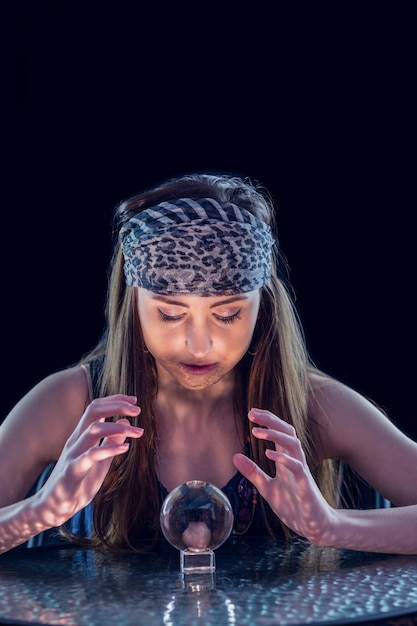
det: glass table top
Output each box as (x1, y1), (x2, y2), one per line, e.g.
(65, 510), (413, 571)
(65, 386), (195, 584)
(1, 535), (417, 626)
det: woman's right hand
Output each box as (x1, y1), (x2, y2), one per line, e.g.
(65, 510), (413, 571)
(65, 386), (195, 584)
(36, 394), (143, 528)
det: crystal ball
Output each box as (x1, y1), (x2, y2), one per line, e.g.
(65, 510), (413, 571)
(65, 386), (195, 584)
(160, 480), (234, 553)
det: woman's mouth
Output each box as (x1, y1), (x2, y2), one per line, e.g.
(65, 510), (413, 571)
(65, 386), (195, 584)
(179, 362), (218, 375)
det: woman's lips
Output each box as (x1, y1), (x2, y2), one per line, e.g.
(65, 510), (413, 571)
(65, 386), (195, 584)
(179, 362), (218, 375)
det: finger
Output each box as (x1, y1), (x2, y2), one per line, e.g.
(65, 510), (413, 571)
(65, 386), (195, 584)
(88, 420), (143, 440)
(87, 397), (140, 422)
(265, 449), (304, 475)
(102, 418), (144, 446)
(86, 441), (131, 464)
(74, 440), (136, 474)
(249, 408), (296, 436)
(70, 420), (143, 455)
(69, 398), (141, 441)
(233, 453), (272, 494)
(102, 417), (136, 445)
(252, 427), (305, 460)
(252, 427), (297, 447)
(94, 394), (138, 403)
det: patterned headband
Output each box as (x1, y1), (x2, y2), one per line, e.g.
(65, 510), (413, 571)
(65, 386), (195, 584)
(120, 197), (274, 295)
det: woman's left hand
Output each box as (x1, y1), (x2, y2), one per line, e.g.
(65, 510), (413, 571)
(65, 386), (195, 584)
(233, 408), (337, 545)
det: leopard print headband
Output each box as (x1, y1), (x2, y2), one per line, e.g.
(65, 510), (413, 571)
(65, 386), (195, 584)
(120, 197), (274, 295)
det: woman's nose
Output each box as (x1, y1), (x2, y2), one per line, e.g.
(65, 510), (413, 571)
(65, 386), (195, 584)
(185, 321), (212, 357)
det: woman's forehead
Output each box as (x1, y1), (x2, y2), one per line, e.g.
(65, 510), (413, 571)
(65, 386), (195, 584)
(138, 288), (260, 306)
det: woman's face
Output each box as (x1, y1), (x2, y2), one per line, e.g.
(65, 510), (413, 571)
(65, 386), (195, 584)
(136, 288), (261, 391)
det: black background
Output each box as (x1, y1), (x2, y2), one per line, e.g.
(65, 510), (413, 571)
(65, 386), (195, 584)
(3, 7), (416, 439)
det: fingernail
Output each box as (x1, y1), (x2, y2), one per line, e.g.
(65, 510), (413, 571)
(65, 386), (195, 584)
(249, 408), (262, 420)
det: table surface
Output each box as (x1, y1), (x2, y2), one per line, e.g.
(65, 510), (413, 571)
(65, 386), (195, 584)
(1, 536), (417, 626)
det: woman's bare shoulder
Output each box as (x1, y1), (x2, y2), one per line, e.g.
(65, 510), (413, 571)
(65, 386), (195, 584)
(307, 370), (417, 505)
(13, 365), (91, 417)
(0, 365), (92, 506)
(307, 370), (389, 457)
(1, 366), (91, 465)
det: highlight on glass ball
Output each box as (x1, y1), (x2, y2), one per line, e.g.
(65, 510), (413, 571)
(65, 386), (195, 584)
(160, 480), (234, 573)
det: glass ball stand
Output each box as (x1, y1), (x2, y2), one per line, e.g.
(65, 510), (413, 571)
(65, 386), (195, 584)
(160, 480), (234, 588)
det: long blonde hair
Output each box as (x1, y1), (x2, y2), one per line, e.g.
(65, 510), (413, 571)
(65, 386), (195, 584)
(78, 174), (337, 550)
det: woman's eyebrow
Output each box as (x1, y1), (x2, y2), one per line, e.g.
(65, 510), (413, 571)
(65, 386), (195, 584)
(150, 295), (249, 308)
(209, 296), (249, 308)
(151, 296), (190, 307)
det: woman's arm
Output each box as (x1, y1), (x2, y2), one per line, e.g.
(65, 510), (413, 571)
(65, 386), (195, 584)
(309, 374), (417, 507)
(233, 377), (417, 554)
(0, 367), (143, 554)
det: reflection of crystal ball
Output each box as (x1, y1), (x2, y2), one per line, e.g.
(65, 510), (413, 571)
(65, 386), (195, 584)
(160, 481), (234, 553)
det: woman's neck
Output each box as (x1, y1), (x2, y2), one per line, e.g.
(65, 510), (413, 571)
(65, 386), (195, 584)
(154, 379), (243, 491)
(155, 368), (237, 426)
(155, 385), (235, 426)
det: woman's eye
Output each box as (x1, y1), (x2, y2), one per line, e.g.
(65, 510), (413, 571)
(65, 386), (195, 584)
(214, 309), (242, 325)
(157, 309), (184, 323)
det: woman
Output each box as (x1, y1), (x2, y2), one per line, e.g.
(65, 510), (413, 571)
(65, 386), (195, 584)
(1, 173), (417, 555)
